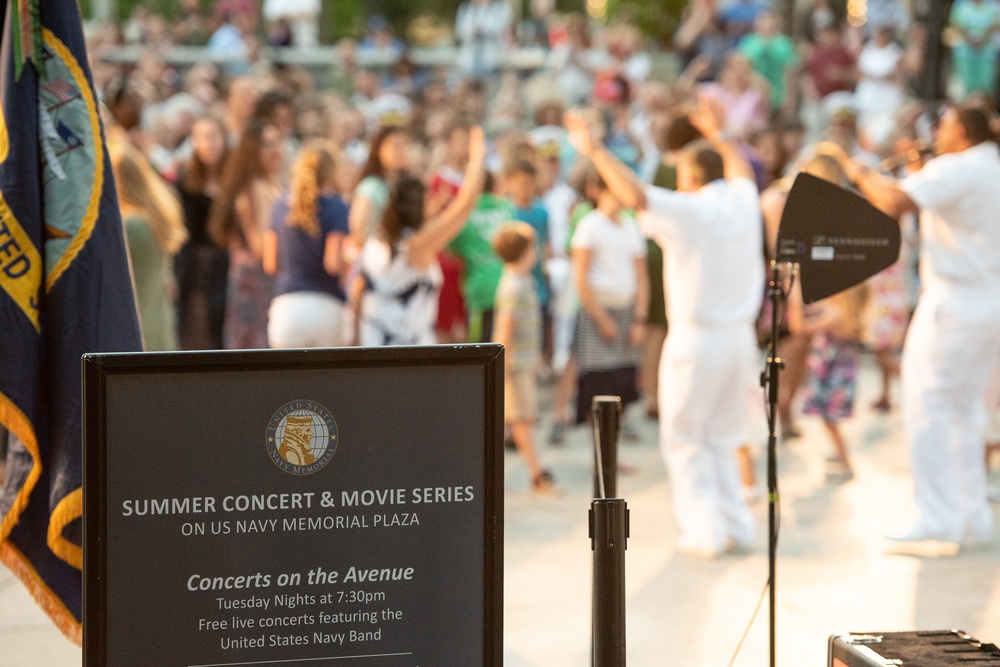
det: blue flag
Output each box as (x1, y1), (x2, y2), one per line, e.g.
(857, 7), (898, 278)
(0, 0), (142, 643)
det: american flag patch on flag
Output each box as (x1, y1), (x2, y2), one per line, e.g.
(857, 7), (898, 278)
(42, 79), (76, 103)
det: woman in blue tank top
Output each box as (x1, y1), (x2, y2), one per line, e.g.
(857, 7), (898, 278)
(263, 142), (351, 347)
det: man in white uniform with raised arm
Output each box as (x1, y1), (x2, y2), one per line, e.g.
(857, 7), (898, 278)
(566, 99), (764, 557)
(830, 104), (1000, 547)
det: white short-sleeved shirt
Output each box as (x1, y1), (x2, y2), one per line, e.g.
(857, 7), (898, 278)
(571, 210), (647, 301)
(901, 141), (1000, 291)
(639, 179), (764, 327)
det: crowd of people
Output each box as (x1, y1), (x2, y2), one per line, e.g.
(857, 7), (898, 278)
(92, 0), (1000, 553)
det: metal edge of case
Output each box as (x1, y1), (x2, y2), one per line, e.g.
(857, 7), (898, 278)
(828, 633), (898, 667)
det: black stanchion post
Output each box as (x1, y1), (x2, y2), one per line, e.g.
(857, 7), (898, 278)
(591, 396), (626, 666)
(764, 261), (786, 667)
(590, 498), (628, 667)
(591, 396), (622, 499)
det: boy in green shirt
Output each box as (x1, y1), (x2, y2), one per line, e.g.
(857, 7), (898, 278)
(448, 174), (516, 341)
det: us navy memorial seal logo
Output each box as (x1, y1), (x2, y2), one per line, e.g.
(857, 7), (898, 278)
(266, 400), (338, 475)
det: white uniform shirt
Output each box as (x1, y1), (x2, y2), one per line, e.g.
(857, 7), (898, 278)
(901, 141), (1000, 291)
(640, 179), (764, 327)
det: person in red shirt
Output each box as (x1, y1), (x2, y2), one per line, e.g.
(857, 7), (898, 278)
(803, 24), (857, 103)
(427, 118), (473, 343)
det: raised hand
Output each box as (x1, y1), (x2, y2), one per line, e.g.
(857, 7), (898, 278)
(688, 93), (726, 143)
(686, 55), (713, 80)
(814, 141), (850, 165)
(564, 109), (597, 157)
(468, 125), (487, 168)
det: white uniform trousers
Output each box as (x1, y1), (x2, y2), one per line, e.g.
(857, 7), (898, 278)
(659, 323), (758, 554)
(901, 283), (1000, 541)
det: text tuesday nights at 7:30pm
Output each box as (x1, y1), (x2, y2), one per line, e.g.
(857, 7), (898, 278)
(190, 567), (415, 651)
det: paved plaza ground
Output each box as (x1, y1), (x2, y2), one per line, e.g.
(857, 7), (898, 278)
(3, 356), (999, 666)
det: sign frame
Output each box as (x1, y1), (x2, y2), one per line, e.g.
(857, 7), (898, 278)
(82, 345), (504, 666)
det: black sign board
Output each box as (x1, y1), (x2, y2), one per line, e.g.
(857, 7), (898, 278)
(83, 346), (503, 666)
(776, 172), (901, 303)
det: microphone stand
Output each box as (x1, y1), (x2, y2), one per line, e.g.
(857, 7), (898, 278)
(762, 260), (794, 667)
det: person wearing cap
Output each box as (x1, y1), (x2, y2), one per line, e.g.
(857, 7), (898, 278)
(528, 124), (574, 258)
(566, 97), (762, 557)
(530, 124), (579, 410)
(363, 93), (413, 135)
(826, 103), (1000, 548)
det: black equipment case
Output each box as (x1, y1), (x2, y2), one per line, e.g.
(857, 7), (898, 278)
(829, 630), (1000, 666)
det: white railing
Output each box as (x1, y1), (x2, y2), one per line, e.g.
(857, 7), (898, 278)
(95, 44), (553, 70)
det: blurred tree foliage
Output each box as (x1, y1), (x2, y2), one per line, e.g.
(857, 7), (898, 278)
(320, 0), (366, 41)
(82, 0), (182, 21)
(323, 0), (462, 40)
(82, 0), (684, 46)
(614, 1), (683, 47)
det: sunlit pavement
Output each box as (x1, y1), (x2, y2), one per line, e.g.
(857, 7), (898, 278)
(3, 355), (999, 666)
